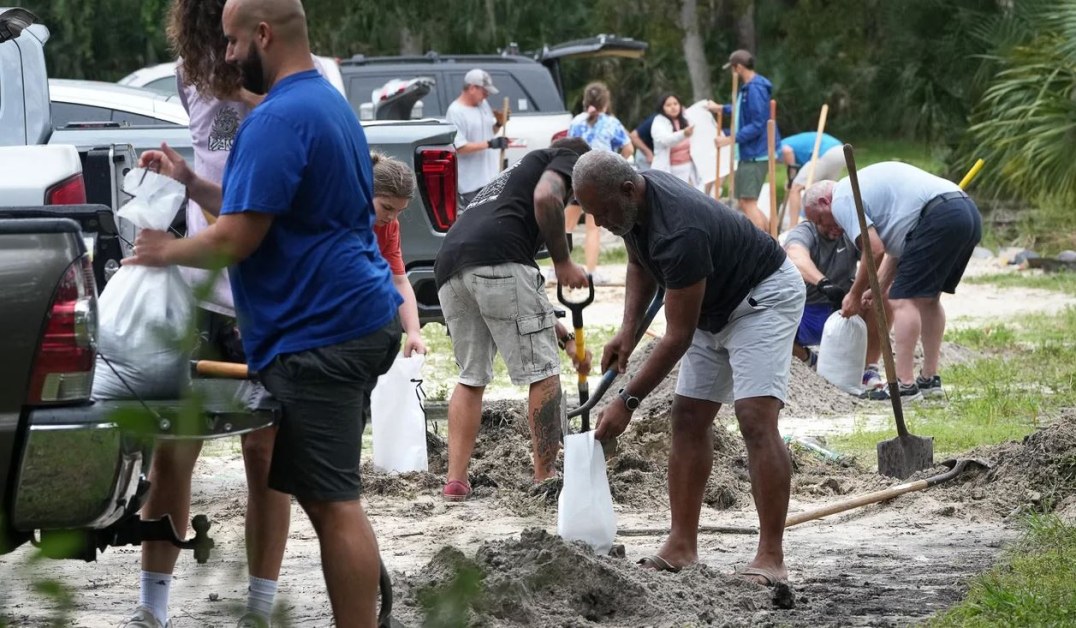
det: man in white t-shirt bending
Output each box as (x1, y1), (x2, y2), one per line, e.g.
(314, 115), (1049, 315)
(446, 68), (510, 206)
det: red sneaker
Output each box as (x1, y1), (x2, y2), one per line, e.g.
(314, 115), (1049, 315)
(442, 479), (472, 502)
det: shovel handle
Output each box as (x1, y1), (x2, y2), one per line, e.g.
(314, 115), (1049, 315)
(844, 144), (908, 438)
(193, 360), (251, 380)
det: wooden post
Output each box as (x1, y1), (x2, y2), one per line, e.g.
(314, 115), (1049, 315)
(767, 99), (778, 238)
(499, 96), (510, 172)
(728, 72), (739, 205)
(714, 108), (723, 201)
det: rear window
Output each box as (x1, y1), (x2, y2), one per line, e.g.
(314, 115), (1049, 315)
(51, 102), (112, 127)
(347, 72), (445, 117)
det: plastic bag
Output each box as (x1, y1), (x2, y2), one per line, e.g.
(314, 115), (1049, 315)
(370, 354), (428, 473)
(817, 311), (868, 395)
(92, 169), (193, 400)
(558, 431), (617, 554)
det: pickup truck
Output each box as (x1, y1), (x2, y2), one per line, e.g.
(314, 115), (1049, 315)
(0, 6), (458, 565)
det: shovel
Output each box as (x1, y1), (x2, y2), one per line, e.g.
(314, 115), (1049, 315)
(785, 458), (989, 527)
(843, 144), (934, 479)
(558, 276), (596, 431)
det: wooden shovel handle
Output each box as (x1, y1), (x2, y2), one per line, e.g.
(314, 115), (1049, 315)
(785, 478), (929, 527)
(194, 360), (250, 379)
(844, 144), (908, 436)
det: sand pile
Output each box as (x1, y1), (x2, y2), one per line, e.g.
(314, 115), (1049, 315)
(919, 415), (1076, 518)
(400, 528), (785, 627)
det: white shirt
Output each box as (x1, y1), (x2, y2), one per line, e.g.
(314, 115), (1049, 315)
(446, 98), (498, 194)
(832, 161), (960, 258)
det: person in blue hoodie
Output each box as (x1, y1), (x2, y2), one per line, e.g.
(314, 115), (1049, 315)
(716, 49), (778, 232)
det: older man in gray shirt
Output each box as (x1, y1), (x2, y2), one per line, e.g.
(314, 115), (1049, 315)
(805, 161), (981, 401)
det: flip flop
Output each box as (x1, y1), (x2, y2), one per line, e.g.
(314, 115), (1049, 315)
(737, 566), (787, 587)
(637, 555), (684, 573)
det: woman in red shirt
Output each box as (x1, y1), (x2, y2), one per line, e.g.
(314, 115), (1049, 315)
(371, 152), (426, 356)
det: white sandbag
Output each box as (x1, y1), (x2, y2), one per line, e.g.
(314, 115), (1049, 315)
(558, 431), (616, 554)
(370, 354), (428, 473)
(817, 312), (868, 395)
(92, 169), (193, 400)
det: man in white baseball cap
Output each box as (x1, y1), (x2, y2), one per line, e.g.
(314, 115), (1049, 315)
(448, 68), (510, 205)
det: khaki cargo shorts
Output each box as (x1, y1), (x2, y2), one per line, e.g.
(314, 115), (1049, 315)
(438, 263), (560, 387)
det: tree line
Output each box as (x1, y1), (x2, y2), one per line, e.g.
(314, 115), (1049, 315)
(27, 0), (1074, 206)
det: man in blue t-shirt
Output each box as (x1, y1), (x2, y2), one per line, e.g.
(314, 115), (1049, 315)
(780, 131), (844, 220)
(129, 0), (400, 623)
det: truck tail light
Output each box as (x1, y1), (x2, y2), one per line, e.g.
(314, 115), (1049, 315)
(27, 255), (97, 404)
(551, 129), (569, 142)
(45, 174), (87, 205)
(418, 147), (458, 231)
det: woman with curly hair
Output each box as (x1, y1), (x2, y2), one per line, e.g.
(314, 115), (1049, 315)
(124, 2), (333, 626)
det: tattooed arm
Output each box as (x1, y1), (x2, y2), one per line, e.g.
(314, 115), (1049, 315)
(534, 170), (588, 290)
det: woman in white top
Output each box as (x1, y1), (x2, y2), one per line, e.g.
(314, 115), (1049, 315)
(650, 93), (698, 186)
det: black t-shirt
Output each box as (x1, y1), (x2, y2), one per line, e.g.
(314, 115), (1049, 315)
(434, 148), (577, 287)
(625, 170), (787, 333)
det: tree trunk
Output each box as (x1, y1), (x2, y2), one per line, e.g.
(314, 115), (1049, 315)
(679, 0), (713, 101)
(399, 26), (423, 55)
(735, 0), (756, 54)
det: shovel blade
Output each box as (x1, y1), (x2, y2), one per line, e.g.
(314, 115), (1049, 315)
(877, 434), (934, 479)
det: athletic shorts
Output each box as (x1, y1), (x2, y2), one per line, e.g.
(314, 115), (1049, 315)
(734, 160), (769, 199)
(676, 258), (806, 405)
(439, 263), (560, 387)
(890, 194), (982, 299)
(792, 145), (845, 187)
(259, 316), (402, 501)
(795, 302), (837, 347)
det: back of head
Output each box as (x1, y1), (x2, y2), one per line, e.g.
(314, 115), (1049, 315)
(226, 0), (308, 46)
(582, 81), (611, 116)
(551, 136), (591, 158)
(572, 150), (635, 194)
(370, 152), (416, 199)
(168, 0), (241, 99)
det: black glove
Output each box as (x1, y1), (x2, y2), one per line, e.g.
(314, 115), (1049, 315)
(816, 277), (847, 306)
(487, 136), (510, 150)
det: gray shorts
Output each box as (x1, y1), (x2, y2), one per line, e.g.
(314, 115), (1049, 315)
(734, 160), (769, 199)
(439, 263), (560, 387)
(792, 145), (845, 187)
(675, 258), (805, 405)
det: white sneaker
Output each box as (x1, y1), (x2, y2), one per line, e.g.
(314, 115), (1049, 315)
(120, 606), (170, 628)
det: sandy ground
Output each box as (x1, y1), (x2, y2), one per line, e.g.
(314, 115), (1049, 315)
(1, 254), (1073, 626)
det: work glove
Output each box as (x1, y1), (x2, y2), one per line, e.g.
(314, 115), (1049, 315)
(816, 277), (847, 306)
(488, 136), (510, 150)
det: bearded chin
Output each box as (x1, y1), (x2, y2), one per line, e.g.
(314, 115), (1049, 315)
(240, 46), (267, 94)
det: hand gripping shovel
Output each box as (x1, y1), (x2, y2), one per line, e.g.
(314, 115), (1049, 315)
(558, 276), (596, 431)
(843, 144), (934, 479)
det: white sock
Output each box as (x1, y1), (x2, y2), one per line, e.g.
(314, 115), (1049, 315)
(139, 570), (172, 626)
(246, 576), (278, 620)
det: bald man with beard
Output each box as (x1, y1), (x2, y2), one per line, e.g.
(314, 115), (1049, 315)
(128, 1), (400, 626)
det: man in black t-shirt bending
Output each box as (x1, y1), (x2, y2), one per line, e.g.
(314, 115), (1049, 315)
(573, 151), (805, 586)
(434, 138), (593, 501)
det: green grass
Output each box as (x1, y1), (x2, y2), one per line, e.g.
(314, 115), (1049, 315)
(844, 136), (947, 174)
(932, 514), (1076, 627)
(830, 307), (1076, 461)
(965, 271), (1076, 297)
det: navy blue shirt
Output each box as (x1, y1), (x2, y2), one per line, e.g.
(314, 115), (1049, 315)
(221, 70), (402, 371)
(634, 114), (657, 151)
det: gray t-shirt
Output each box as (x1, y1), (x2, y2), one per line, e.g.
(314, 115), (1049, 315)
(446, 98), (498, 194)
(784, 221), (856, 306)
(832, 161), (961, 258)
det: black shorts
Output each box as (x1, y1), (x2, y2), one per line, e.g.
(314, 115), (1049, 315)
(260, 316), (402, 501)
(890, 194), (982, 299)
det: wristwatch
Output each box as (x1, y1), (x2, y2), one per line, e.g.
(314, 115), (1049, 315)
(558, 331), (575, 350)
(618, 388), (642, 411)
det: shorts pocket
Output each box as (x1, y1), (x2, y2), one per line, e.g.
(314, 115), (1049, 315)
(473, 273), (519, 321)
(516, 310), (558, 374)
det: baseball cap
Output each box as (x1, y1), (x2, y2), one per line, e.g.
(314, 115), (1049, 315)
(464, 68), (499, 94)
(722, 49), (754, 70)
